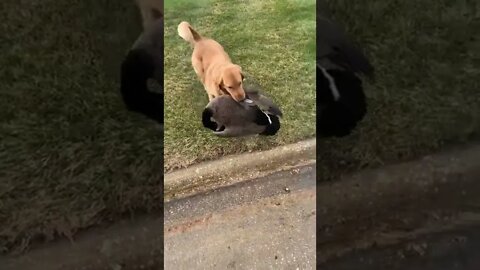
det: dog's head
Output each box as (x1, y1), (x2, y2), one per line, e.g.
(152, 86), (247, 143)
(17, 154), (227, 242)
(219, 64), (246, 102)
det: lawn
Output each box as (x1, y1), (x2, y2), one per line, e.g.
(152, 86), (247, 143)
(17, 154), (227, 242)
(317, 0), (480, 179)
(163, 0), (317, 172)
(0, 0), (478, 256)
(0, 0), (162, 253)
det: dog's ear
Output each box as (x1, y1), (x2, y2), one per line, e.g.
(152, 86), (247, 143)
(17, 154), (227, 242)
(219, 78), (226, 91)
(234, 65), (244, 81)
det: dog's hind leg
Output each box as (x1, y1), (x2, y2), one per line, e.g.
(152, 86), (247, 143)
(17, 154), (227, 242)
(191, 56), (205, 83)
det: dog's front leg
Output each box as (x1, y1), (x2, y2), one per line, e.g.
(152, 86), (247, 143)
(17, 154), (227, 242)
(205, 82), (222, 101)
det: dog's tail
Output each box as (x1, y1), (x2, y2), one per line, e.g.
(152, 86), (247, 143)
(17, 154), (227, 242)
(178, 21), (202, 45)
(135, 0), (163, 30)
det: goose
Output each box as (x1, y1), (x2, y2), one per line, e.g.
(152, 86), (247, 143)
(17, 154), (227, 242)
(317, 0), (374, 137)
(202, 83), (282, 137)
(119, 7), (163, 124)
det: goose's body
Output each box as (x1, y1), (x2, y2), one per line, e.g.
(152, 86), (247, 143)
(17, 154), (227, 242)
(119, 7), (163, 124)
(317, 1), (374, 137)
(202, 85), (282, 137)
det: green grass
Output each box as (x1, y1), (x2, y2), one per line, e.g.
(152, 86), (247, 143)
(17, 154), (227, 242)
(0, 0), (479, 256)
(317, 0), (480, 178)
(0, 0), (162, 253)
(164, 0), (317, 171)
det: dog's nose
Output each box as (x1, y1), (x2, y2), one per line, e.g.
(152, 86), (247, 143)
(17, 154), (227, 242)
(233, 94), (246, 102)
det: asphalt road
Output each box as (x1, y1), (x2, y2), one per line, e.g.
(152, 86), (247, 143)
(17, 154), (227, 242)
(164, 164), (317, 270)
(317, 143), (480, 270)
(322, 225), (480, 270)
(2, 144), (479, 270)
(163, 143), (480, 270)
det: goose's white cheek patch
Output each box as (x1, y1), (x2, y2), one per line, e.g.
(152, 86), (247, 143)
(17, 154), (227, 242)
(318, 65), (341, 101)
(263, 112), (272, 125)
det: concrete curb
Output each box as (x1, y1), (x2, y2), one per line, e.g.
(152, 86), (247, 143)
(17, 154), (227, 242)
(164, 138), (317, 201)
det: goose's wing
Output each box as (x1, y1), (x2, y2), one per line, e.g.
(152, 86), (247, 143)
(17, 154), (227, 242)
(247, 92), (283, 118)
(243, 77), (283, 117)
